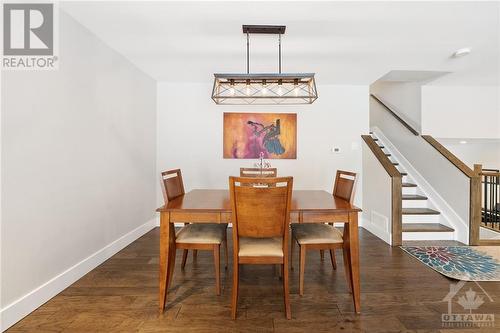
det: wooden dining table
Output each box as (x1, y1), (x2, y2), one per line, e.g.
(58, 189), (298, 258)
(156, 189), (362, 314)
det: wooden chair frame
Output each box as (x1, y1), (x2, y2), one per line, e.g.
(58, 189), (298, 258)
(161, 169), (228, 295)
(229, 176), (293, 320)
(292, 170), (357, 296)
(240, 167), (278, 178)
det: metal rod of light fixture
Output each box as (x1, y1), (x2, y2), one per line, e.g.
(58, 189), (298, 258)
(246, 32), (250, 74)
(278, 33), (282, 74)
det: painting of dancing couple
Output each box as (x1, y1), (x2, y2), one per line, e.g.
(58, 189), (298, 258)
(223, 112), (297, 159)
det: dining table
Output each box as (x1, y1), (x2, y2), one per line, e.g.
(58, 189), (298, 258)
(156, 189), (362, 314)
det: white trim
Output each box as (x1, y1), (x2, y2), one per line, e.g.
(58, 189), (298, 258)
(480, 227), (500, 240)
(403, 231), (454, 241)
(372, 127), (469, 244)
(360, 217), (392, 245)
(0, 218), (157, 332)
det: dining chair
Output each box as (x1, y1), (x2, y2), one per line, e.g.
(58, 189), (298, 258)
(290, 170), (357, 296)
(239, 167), (277, 177)
(161, 169), (228, 295)
(229, 176), (293, 320)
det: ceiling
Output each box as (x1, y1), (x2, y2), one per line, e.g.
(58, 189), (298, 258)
(61, 1), (500, 85)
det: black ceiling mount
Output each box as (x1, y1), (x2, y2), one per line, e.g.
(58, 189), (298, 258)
(242, 25), (286, 34)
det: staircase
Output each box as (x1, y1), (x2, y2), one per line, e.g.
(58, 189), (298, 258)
(369, 132), (455, 241)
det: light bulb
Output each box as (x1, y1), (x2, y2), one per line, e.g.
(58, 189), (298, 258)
(229, 87), (235, 95)
(277, 86), (283, 96)
(246, 85), (251, 95)
(262, 87), (267, 95)
(294, 86), (299, 96)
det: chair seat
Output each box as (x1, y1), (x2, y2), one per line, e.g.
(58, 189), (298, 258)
(176, 223), (226, 244)
(292, 224), (343, 245)
(239, 237), (283, 257)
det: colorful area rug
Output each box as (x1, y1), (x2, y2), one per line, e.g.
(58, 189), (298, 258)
(401, 246), (500, 281)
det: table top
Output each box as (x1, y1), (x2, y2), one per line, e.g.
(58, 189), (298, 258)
(156, 189), (361, 213)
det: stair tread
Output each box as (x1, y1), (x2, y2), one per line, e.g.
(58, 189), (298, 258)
(392, 162), (399, 165)
(402, 182), (417, 187)
(403, 208), (440, 215)
(403, 223), (454, 232)
(385, 153), (391, 156)
(400, 171), (408, 176)
(402, 194), (428, 200)
(378, 145), (385, 149)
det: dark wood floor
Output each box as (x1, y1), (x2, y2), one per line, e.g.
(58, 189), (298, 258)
(7, 228), (500, 332)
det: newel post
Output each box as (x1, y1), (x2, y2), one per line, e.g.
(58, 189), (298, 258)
(469, 164), (482, 245)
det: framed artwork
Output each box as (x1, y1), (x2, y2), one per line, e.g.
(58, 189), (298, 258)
(223, 112), (297, 159)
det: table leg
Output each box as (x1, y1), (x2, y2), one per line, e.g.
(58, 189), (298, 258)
(342, 223), (353, 293)
(159, 212), (175, 313)
(347, 211), (361, 313)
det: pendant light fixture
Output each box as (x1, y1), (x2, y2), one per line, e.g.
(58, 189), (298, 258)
(211, 25), (318, 105)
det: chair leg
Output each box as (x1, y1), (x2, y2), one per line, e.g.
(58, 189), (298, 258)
(181, 249), (188, 269)
(214, 245), (221, 296)
(320, 250), (325, 261)
(330, 249), (337, 270)
(283, 263), (291, 319)
(231, 262), (239, 319)
(290, 238), (295, 270)
(168, 247), (176, 288)
(299, 245), (306, 296)
(193, 250), (198, 261)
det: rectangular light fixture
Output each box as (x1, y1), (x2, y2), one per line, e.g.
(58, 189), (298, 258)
(212, 73), (317, 105)
(212, 25), (318, 105)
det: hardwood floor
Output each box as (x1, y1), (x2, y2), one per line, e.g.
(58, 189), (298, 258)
(7, 228), (500, 332)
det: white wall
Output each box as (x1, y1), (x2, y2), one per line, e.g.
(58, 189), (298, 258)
(1, 11), (157, 329)
(361, 142), (392, 244)
(422, 86), (500, 139)
(441, 140), (500, 170)
(157, 83), (369, 207)
(371, 81), (422, 133)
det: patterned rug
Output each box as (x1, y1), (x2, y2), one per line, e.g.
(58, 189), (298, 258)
(401, 246), (500, 281)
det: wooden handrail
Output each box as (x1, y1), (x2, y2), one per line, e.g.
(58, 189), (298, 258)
(421, 135), (475, 178)
(481, 171), (500, 177)
(362, 135), (402, 246)
(370, 94), (419, 136)
(421, 135), (482, 244)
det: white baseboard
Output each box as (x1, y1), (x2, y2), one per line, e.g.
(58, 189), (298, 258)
(0, 218), (157, 332)
(480, 227), (500, 240)
(403, 231), (454, 241)
(361, 217), (392, 245)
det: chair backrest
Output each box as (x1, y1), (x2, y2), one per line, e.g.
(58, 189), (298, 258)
(333, 170), (357, 203)
(229, 176), (293, 238)
(240, 168), (277, 178)
(161, 169), (185, 203)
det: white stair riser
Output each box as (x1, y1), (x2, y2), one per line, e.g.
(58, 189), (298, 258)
(403, 231), (454, 241)
(402, 200), (429, 208)
(402, 214), (440, 223)
(402, 187), (418, 195)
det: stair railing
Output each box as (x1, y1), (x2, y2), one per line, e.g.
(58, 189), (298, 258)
(481, 168), (500, 231)
(361, 135), (403, 246)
